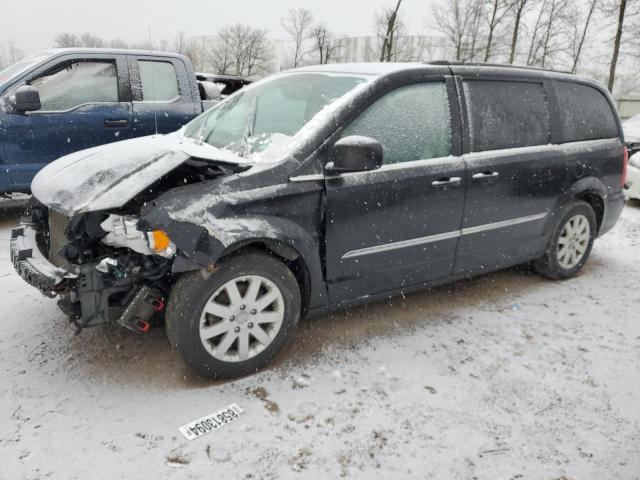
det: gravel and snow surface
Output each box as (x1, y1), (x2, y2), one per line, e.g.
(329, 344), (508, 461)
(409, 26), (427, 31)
(1, 198), (639, 480)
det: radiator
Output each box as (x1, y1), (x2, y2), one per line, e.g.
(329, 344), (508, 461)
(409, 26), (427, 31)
(48, 209), (70, 267)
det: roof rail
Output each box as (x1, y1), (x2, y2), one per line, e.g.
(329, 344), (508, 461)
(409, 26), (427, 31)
(429, 60), (573, 75)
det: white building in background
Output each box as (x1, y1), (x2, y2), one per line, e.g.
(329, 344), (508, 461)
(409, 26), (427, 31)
(331, 35), (454, 64)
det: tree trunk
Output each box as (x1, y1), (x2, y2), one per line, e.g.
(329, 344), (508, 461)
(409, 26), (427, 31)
(380, 0), (402, 62)
(484, 0), (499, 62)
(608, 0), (627, 92)
(540, 0), (558, 68)
(509, 4), (524, 64)
(527, 0), (547, 65)
(571, 0), (597, 74)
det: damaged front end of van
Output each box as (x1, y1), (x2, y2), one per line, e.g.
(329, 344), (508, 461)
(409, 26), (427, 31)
(10, 133), (265, 333)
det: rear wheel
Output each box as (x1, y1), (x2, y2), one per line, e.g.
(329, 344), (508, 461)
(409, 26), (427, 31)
(534, 200), (597, 280)
(166, 252), (301, 379)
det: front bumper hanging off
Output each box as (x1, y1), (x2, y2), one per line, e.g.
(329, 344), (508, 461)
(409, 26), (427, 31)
(9, 223), (78, 298)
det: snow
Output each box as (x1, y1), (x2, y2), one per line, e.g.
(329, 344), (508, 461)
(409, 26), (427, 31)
(623, 114), (640, 142)
(1, 199), (640, 479)
(166, 184), (290, 244)
(30, 133), (252, 217)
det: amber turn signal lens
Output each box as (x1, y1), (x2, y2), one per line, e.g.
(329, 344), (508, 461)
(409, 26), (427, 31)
(148, 230), (171, 251)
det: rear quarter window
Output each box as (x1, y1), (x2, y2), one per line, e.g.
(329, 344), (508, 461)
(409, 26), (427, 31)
(555, 81), (619, 142)
(463, 80), (550, 152)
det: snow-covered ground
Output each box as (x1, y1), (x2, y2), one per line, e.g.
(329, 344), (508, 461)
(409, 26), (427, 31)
(1, 198), (639, 480)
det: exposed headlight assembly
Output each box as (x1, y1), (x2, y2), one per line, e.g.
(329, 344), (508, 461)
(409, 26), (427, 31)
(100, 215), (176, 258)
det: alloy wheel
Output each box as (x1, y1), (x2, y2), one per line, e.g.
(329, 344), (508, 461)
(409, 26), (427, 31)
(199, 275), (285, 363)
(557, 214), (591, 269)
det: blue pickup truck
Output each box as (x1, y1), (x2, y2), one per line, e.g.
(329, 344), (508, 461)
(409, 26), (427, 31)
(0, 48), (221, 195)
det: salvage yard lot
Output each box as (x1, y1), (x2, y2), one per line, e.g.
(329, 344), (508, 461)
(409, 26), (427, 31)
(1, 199), (639, 480)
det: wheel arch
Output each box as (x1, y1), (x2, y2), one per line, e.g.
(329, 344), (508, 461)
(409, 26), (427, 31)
(556, 176), (608, 235)
(221, 238), (315, 316)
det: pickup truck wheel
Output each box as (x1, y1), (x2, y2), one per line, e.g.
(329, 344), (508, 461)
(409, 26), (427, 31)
(166, 252), (301, 379)
(534, 200), (596, 280)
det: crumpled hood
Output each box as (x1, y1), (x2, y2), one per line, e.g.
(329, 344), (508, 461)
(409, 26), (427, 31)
(31, 133), (251, 216)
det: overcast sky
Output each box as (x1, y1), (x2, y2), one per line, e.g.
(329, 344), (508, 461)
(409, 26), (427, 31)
(1, 0), (440, 55)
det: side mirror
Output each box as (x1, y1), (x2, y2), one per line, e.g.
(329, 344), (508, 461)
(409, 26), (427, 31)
(326, 135), (383, 174)
(12, 85), (41, 113)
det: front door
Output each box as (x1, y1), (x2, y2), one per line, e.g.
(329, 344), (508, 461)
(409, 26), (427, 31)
(3, 55), (132, 190)
(324, 79), (466, 303)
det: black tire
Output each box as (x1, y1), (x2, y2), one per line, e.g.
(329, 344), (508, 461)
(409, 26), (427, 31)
(533, 200), (597, 280)
(166, 252), (301, 379)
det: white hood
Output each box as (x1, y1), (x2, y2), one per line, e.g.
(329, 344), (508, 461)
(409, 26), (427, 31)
(31, 133), (251, 217)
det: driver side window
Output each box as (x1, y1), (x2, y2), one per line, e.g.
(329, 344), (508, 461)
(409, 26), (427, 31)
(30, 60), (118, 111)
(342, 82), (452, 164)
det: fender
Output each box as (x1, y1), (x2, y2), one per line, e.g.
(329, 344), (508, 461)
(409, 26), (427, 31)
(139, 178), (328, 309)
(543, 175), (608, 238)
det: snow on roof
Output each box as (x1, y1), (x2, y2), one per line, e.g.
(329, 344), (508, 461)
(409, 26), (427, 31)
(43, 47), (188, 58)
(289, 62), (428, 76)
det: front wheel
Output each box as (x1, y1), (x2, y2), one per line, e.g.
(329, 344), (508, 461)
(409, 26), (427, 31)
(534, 200), (597, 280)
(166, 252), (301, 379)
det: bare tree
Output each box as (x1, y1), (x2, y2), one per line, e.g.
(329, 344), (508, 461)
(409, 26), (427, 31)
(207, 24), (273, 77)
(54, 32), (111, 48)
(313, 22), (341, 64)
(208, 28), (233, 74)
(281, 8), (314, 67)
(538, 0), (568, 67)
(376, 0), (404, 62)
(432, 0), (486, 62)
(54, 33), (80, 48)
(483, 0), (512, 61)
(0, 40), (24, 69)
(183, 38), (203, 69)
(605, 0), (635, 91)
(524, 0), (570, 68)
(173, 32), (188, 54)
(569, 0), (598, 73)
(108, 38), (129, 49)
(79, 33), (105, 48)
(508, 0), (532, 63)
(242, 28), (273, 76)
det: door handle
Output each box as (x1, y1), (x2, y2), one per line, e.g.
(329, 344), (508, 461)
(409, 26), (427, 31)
(431, 176), (462, 188)
(104, 119), (129, 128)
(472, 171), (499, 181)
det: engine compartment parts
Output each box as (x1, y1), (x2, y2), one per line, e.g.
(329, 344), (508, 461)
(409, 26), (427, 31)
(100, 214), (176, 258)
(116, 285), (165, 333)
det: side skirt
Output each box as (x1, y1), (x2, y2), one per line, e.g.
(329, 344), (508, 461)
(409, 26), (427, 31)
(306, 251), (546, 319)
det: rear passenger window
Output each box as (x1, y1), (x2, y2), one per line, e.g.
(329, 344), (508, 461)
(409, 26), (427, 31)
(464, 80), (550, 152)
(342, 82), (451, 164)
(139, 60), (179, 102)
(555, 82), (618, 142)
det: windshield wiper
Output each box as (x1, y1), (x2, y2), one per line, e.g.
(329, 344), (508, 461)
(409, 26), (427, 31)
(239, 97), (258, 158)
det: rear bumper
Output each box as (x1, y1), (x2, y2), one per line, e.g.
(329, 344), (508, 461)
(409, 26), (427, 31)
(10, 223), (78, 297)
(599, 191), (625, 237)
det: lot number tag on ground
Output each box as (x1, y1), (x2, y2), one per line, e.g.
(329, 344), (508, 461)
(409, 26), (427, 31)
(179, 403), (244, 440)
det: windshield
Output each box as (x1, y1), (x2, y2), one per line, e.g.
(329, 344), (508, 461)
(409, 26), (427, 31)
(183, 72), (369, 161)
(0, 52), (52, 86)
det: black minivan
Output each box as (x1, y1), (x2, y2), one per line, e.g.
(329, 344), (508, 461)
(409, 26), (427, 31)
(11, 62), (627, 378)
